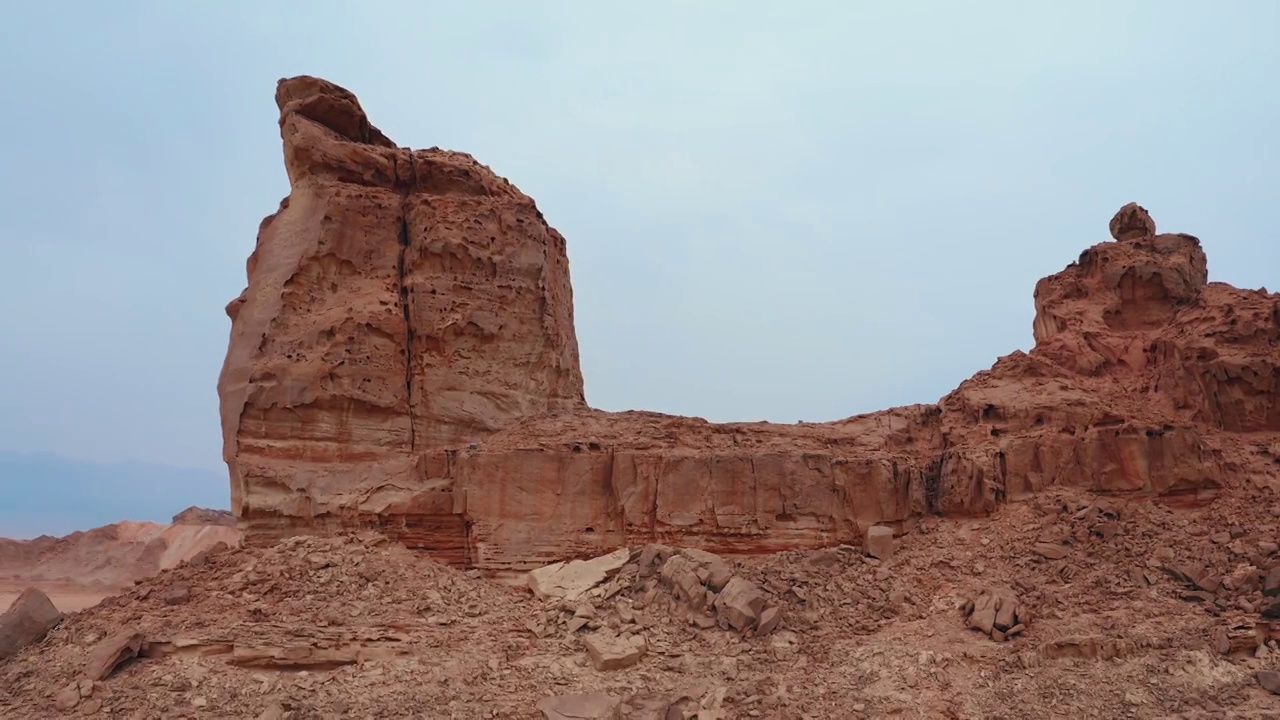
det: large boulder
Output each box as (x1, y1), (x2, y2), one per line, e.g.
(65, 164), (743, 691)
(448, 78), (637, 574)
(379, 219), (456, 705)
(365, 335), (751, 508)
(0, 588), (61, 659)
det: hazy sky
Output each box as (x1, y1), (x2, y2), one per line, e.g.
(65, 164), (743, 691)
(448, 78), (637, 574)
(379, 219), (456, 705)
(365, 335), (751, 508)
(1, 1), (1277, 493)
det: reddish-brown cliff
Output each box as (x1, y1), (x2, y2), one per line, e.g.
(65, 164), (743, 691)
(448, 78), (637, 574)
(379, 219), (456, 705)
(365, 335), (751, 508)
(218, 76), (586, 545)
(220, 79), (1280, 571)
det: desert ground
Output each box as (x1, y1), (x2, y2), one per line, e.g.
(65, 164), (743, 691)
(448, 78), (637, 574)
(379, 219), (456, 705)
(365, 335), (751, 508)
(1, 584), (114, 614)
(3, 485), (1280, 718)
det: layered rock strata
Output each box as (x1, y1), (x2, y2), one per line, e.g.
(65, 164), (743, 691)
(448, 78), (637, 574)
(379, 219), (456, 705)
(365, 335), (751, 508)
(221, 78), (1280, 571)
(218, 76), (586, 552)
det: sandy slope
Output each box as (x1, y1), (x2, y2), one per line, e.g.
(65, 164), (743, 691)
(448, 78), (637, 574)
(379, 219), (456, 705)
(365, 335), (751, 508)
(0, 508), (239, 614)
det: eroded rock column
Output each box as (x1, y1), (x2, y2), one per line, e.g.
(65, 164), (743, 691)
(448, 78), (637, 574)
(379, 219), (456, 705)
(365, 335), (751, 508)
(218, 76), (585, 548)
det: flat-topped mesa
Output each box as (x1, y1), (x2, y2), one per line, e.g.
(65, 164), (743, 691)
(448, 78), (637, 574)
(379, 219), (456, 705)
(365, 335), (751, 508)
(218, 75), (586, 546)
(220, 76), (1280, 572)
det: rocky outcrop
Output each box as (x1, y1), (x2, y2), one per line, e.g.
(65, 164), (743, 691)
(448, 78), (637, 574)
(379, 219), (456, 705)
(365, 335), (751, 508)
(218, 76), (585, 546)
(221, 76), (1280, 571)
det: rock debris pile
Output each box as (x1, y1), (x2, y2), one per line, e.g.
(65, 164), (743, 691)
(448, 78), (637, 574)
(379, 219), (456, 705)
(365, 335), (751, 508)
(4, 486), (1280, 717)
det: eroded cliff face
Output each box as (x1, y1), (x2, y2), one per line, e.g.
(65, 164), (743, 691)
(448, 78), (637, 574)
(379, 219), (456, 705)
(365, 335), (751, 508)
(218, 76), (585, 545)
(221, 79), (1280, 571)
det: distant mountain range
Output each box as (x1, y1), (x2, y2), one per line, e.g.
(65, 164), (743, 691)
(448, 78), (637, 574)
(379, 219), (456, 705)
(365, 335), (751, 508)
(0, 451), (228, 539)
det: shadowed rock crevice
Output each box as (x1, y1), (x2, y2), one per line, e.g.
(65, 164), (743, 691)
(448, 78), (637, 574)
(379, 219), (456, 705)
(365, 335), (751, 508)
(393, 152), (418, 453)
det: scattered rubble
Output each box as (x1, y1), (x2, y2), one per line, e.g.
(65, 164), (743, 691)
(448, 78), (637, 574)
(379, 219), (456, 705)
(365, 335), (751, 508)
(525, 545), (786, 654)
(964, 588), (1028, 642)
(3, 487), (1280, 717)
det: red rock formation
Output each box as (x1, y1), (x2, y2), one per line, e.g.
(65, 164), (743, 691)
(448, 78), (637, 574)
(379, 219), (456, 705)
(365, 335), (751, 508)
(218, 76), (586, 546)
(221, 76), (1280, 571)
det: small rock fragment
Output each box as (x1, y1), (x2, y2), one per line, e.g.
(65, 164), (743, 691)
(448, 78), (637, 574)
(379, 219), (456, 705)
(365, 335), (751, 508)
(622, 693), (671, 720)
(1260, 599), (1280, 618)
(965, 589), (1024, 642)
(756, 606), (783, 635)
(1264, 566), (1280, 597)
(1162, 562), (1203, 586)
(256, 703), (288, 720)
(528, 549), (631, 601)
(583, 630), (644, 671)
(704, 563), (733, 592)
(617, 603), (635, 625)
(660, 556), (709, 611)
(636, 545), (675, 577)
(865, 526), (895, 560)
(53, 683), (80, 711)
(536, 693), (621, 719)
(1032, 542), (1069, 560)
(84, 629), (146, 681)
(714, 577), (767, 632)
(1211, 626), (1230, 655)
(1196, 574), (1223, 593)
(163, 583), (192, 606)
(807, 548), (841, 568)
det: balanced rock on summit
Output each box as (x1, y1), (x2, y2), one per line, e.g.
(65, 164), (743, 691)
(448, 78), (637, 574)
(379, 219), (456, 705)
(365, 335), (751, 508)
(219, 75), (1280, 572)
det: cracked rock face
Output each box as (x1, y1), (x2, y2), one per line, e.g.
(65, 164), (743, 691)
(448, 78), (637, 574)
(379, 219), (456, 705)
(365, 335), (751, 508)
(218, 76), (585, 552)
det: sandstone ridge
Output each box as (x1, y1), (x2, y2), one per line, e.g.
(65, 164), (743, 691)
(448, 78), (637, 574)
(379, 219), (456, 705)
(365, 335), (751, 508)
(0, 514), (240, 589)
(220, 77), (1280, 571)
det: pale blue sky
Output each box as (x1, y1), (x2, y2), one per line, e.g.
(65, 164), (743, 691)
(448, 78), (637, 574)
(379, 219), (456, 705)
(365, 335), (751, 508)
(1, 2), (1277, 529)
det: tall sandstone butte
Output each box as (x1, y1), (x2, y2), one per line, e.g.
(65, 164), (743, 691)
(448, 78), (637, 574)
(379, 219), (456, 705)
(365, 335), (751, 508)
(219, 76), (586, 558)
(221, 77), (1280, 571)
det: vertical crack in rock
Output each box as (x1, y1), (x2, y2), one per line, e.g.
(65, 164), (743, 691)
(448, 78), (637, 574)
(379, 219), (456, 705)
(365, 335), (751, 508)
(397, 151), (417, 451)
(602, 449), (621, 533)
(924, 453), (944, 514)
(398, 212), (414, 450)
